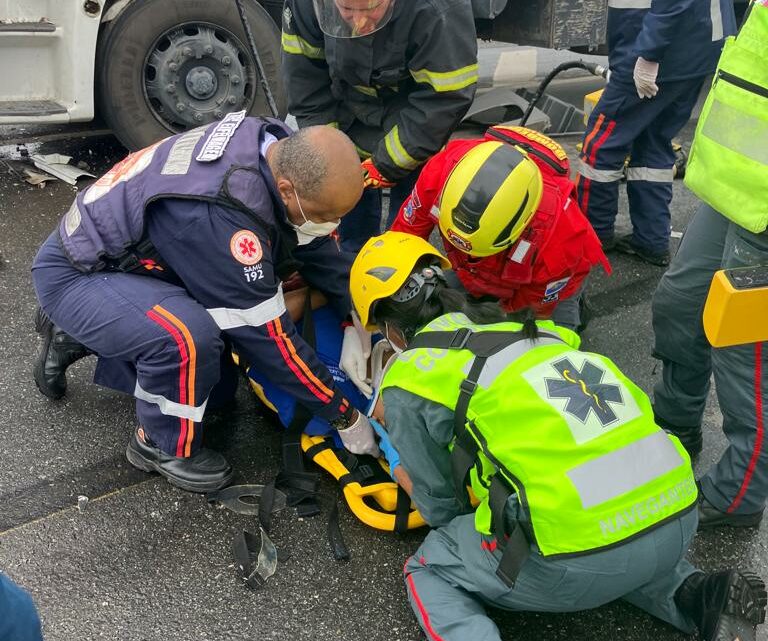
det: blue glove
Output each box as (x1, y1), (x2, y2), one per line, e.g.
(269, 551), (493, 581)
(370, 418), (400, 479)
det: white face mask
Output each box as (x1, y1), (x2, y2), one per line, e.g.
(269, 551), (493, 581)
(291, 188), (340, 245)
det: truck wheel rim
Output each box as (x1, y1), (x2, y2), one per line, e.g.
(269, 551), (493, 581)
(143, 22), (256, 132)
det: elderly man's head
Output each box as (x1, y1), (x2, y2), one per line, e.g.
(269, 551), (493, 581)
(268, 126), (363, 229)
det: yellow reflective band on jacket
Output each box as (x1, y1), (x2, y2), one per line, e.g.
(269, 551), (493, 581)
(409, 63), (479, 93)
(384, 125), (420, 170)
(380, 313), (697, 558)
(281, 31), (325, 60)
(354, 85), (378, 97)
(685, 0), (768, 232)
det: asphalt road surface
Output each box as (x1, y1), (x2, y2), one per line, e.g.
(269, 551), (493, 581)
(0, 123), (765, 641)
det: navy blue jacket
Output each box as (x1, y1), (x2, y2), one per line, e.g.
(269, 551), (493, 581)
(607, 0), (736, 84)
(58, 115), (355, 422)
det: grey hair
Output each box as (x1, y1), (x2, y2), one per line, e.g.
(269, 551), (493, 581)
(271, 126), (329, 200)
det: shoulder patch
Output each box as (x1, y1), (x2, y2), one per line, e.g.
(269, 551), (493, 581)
(403, 199), (415, 223)
(230, 230), (263, 265)
(197, 110), (247, 162)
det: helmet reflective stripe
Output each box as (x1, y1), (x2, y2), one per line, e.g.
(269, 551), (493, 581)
(451, 144), (527, 234)
(439, 141), (544, 258)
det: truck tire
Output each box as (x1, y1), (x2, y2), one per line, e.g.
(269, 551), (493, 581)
(97, 0), (286, 151)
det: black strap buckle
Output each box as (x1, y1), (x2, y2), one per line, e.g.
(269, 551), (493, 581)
(450, 327), (473, 349)
(459, 378), (478, 396)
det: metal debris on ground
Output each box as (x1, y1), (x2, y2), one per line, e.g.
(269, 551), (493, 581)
(31, 153), (95, 185)
(77, 495), (89, 512)
(23, 169), (57, 187)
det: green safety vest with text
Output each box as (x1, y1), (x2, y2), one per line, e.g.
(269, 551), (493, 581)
(381, 313), (697, 558)
(685, 0), (768, 233)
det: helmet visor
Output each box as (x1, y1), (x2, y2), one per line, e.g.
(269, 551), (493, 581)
(312, 0), (395, 38)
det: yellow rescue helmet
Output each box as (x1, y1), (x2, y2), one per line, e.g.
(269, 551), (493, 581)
(351, 231), (451, 331)
(438, 141), (543, 257)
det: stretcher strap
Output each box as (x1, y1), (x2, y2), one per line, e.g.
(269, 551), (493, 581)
(394, 486), (411, 535)
(328, 496), (351, 561)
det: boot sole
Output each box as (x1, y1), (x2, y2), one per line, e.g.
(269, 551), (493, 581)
(33, 309), (65, 400)
(703, 571), (768, 641)
(732, 572), (768, 626)
(126, 443), (233, 494)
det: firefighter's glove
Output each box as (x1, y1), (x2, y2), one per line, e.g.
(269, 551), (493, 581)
(633, 57), (659, 99)
(370, 418), (400, 479)
(362, 158), (396, 189)
(341, 325), (373, 396)
(337, 411), (381, 458)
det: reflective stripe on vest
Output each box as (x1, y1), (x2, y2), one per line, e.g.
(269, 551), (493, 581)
(684, 1), (768, 233)
(381, 313), (697, 557)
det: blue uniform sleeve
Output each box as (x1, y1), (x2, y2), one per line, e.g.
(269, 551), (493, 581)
(634, 0), (697, 62)
(293, 237), (354, 319)
(382, 387), (467, 527)
(148, 199), (352, 422)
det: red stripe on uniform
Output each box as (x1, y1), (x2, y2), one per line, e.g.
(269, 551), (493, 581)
(405, 572), (446, 641)
(727, 342), (765, 513)
(147, 309), (190, 457)
(481, 539), (498, 553)
(266, 320), (331, 403)
(580, 119), (617, 214)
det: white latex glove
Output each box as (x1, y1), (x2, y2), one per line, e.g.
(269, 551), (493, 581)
(351, 311), (372, 359)
(337, 411), (380, 457)
(341, 325), (373, 396)
(633, 57), (659, 99)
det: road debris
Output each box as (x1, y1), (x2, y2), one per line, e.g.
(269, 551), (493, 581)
(31, 153), (95, 185)
(23, 169), (57, 187)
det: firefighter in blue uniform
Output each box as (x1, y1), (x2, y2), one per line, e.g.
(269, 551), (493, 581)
(576, 0), (736, 266)
(31, 117), (380, 493)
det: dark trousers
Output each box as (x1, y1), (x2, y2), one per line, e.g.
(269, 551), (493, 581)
(32, 233), (239, 457)
(339, 169), (420, 253)
(576, 77), (706, 253)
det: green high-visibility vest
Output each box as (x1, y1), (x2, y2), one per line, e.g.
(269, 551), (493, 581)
(685, 0), (768, 233)
(381, 313), (697, 558)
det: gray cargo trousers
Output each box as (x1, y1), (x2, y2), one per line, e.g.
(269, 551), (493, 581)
(404, 510), (699, 641)
(652, 202), (768, 515)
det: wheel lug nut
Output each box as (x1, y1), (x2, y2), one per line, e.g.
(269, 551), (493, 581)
(169, 62), (178, 72)
(214, 110), (223, 119)
(231, 75), (240, 85)
(176, 103), (186, 112)
(166, 84), (176, 94)
(204, 45), (213, 54)
(222, 56), (231, 65)
(194, 113), (204, 122)
(183, 47), (193, 57)
(227, 95), (237, 105)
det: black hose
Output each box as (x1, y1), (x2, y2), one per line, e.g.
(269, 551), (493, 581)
(519, 60), (608, 127)
(234, 0), (280, 118)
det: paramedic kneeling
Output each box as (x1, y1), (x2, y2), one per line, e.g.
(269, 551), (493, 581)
(31, 119), (379, 494)
(352, 231), (767, 641)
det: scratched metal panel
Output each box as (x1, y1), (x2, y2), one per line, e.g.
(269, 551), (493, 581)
(489, 0), (608, 49)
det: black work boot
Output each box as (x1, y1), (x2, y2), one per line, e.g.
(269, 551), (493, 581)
(614, 234), (671, 266)
(654, 409), (703, 458)
(33, 307), (90, 400)
(675, 570), (767, 641)
(126, 427), (233, 493)
(698, 495), (764, 530)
